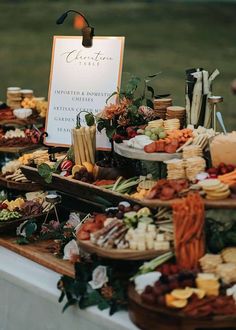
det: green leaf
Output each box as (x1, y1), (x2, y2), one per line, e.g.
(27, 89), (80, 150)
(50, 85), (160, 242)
(16, 237), (29, 245)
(85, 113), (95, 126)
(146, 99), (154, 108)
(67, 147), (75, 162)
(58, 291), (65, 303)
(147, 72), (162, 78)
(109, 301), (118, 315)
(79, 290), (101, 309)
(106, 91), (118, 104)
(25, 222), (37, 237)
(147, 86), (155, 98)
(98, 298), (110, 310)
(38, 163), (55, 183)
(97, 120), (106, 133)
(106, 126), (116, 139)
(133, 97), (143, 107)
(124, 76), (141, 96)
(62, 298), (77, 313)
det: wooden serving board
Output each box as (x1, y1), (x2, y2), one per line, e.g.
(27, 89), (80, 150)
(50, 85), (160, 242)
(0, 236), (74, 278)
(114, 142), (182, 161)
(0, 175), (42, 191)
(20, 166), (236, 210)
(0, 117), (44, 127)
(0, 144), (40, 154)
(0, 212), (46, 233)
(78, 240), (170, 261)
(128, 285), (236, 330)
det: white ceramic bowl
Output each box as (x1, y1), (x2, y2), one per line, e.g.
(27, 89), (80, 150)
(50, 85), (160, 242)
(13, 108), (32, 119)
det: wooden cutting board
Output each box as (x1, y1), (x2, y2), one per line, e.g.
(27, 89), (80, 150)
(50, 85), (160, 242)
(0, 236), (74, 278)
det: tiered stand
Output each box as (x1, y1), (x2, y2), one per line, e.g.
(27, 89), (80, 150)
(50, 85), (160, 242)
(20, 165), (236, 209)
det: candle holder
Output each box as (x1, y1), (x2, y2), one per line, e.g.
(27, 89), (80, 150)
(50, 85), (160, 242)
(43, 193), (61, 224)
(208, 96), (223, 131)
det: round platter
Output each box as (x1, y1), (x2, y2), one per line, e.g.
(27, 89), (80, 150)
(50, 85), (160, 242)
(78, 240), (170, 261)
(128, 285), (236, 330)
(114, 142), (182, 161)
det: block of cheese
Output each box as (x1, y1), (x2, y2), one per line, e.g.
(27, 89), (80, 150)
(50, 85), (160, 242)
(210, 132), (236, 167)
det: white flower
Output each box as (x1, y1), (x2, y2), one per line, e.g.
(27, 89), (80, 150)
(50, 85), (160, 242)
(63, 239), (80, 260)
(134, 272), (162, 294)
(89, 266), (108, 290)
(16, 220), (28, 237)
(67, 212), (81, 228)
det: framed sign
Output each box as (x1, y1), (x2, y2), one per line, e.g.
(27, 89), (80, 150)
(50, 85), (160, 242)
(45, 36), (125, 149)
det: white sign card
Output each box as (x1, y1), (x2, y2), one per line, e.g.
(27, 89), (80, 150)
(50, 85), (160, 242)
(45, 36), (125, 149)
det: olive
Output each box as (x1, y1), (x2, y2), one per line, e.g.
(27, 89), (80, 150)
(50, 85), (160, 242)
(118, 204), (125, 212)
(133, 204), (141, 212)
(116, 211), (124, 219)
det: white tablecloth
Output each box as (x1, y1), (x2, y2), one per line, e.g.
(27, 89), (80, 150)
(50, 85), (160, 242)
(0, 247), (138, 330)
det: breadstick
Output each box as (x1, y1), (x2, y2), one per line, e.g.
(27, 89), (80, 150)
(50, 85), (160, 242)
(77, 128), (86, 163)
(72, 129), (81, 165)
(90, 125), (96, 155)
(80, 127), (90, 163)
(84, 127), (93, 163)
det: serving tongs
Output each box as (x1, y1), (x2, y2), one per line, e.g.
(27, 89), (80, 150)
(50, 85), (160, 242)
(216, 111), (227, 135)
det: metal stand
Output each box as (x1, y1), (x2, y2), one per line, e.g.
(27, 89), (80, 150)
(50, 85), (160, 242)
(43, 194), (61, 224)
(208, 96), (223, 131)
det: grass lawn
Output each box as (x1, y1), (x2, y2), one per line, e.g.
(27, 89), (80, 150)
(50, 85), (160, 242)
(0, 0), (236, 129)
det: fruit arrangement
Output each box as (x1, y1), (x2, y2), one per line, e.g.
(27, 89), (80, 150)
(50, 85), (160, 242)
(144, 128), (193, 154)
(138, 125), (167, 141)
(72, 162), (94, 183)
(207, 162), (236, 178)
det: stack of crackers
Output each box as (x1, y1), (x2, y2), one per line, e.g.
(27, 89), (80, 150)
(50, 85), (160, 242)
(185, 156), (206, 181)
(7, 87), (22, 109)
(165, 159), (186, 180)
(153, 98), (172, 120)
(192, 134), (209, 150)
(21, 89), (34, 99)
(183, 145), (203, 159)
(199, 179), (231, 200)
(222, 247), (236, 264)
(216, 263), (236, 284)
(199, 254), (223, 273)
(6, 87), (34, 109)
(164, 118), (180, 131)
(147, 119), (164, 129)
(166, 106), (186, 128)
